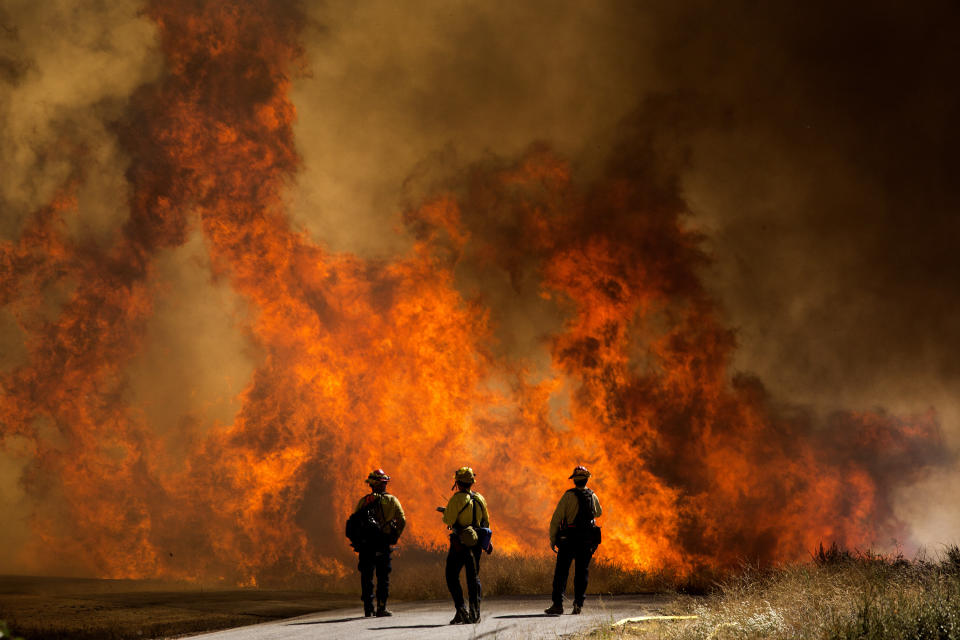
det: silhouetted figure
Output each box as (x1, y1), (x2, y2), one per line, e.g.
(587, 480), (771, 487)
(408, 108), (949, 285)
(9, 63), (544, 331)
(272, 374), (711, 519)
(545, 465), (602, 615)
(347, 469), (405, 617)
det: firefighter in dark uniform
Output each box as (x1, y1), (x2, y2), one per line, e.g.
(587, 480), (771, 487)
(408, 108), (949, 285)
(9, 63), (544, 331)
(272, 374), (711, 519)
(440, 466), (490, 624)
(354, 469), (405, 617)
(544, 465), (602, 615)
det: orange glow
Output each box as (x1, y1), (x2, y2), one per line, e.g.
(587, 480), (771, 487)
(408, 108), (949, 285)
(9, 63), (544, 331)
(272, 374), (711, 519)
(0, 0), (948, 584)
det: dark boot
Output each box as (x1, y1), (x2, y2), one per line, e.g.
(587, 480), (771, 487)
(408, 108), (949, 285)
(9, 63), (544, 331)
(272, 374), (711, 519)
(363, 601), (375, 617)
(375, 600), (392, 617)
(544, 603), (563, 616)
(449, 606), (469, 624)
(468, 601), (481, 623)
(572, 603), (582, 615)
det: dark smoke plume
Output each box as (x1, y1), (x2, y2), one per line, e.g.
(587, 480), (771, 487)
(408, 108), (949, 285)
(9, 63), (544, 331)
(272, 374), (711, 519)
(1, 0), (958, 580)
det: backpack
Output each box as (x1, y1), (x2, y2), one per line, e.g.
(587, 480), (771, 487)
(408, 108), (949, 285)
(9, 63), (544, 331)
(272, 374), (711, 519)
(345, 494), (386, 550)
(453, 492), (493, 553)
(559, 488), (602, 549)
(454, 492), (479, 547)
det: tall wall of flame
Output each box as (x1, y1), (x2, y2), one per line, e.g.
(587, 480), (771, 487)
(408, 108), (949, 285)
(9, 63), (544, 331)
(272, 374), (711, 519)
(0, 0), (953, 582)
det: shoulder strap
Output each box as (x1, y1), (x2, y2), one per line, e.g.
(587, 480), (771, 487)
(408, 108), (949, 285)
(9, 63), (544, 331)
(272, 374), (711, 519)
(471, 492), (478, 527)
(454, 491), (473, 522)
(356, 492), (372, 512)
(365, 492), (386, 523)
(571, 488), (595, 526)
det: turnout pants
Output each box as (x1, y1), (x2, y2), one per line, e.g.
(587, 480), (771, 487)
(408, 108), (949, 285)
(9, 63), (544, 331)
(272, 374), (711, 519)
(446, 537), (483, 608)
(358, 545), (392, 604)
(551, 541), (594, 607)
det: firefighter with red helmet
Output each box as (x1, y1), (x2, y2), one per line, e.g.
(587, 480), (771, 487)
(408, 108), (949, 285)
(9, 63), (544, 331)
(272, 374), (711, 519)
(544, 465), (603, 615)
(351, 469), (405, 617)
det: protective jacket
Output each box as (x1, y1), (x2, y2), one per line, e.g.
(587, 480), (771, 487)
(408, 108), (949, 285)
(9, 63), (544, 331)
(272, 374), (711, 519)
(355, 492), (407, 538)
(549, 488), (602, 545)
(443, 491), (490, 528)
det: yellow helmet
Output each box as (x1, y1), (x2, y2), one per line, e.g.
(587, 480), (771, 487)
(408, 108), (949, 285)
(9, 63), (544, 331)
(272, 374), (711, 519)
(454, 466), (476, 483)
(569, 465), (591, 480)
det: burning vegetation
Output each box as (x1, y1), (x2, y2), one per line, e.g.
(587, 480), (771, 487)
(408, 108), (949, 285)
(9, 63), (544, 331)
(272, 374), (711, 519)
(0, 0), (952, 586)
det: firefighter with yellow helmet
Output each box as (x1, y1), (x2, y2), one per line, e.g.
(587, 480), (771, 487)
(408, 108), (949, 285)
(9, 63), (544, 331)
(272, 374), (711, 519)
(349, 469), (406, 617)
(438, 466), (490, 624)
(544, 465), (602, 615)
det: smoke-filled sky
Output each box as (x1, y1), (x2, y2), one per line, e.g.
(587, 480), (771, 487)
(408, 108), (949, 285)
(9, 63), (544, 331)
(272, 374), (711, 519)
(1, 0), (959, 577)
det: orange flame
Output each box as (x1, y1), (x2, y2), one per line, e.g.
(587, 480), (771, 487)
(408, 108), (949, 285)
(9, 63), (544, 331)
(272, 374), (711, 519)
(0, 0), (949, 583)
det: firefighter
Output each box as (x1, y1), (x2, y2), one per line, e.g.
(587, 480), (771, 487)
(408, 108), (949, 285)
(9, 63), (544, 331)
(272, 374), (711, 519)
(353, 469), (405, 617)
(544, 465), (602, 615)
(439, 466), (490, 624)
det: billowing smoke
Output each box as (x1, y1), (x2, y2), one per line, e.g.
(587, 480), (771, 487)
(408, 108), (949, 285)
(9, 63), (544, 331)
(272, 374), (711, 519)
(0, 0), (957, 582)
(0, 0), (162, 573)
(290, 0), (960, 547)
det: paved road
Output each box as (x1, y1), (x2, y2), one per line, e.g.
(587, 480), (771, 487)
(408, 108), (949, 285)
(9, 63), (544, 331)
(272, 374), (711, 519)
(187, 594), (671, 640)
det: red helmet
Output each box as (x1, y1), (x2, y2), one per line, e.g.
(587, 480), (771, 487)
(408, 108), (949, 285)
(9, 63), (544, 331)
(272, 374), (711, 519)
(569, 465), (591, 480)
(366, 469), (390, 485)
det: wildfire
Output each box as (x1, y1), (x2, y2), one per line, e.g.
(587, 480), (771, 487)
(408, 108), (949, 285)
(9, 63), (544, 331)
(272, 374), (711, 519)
(0, 0), (948, 583)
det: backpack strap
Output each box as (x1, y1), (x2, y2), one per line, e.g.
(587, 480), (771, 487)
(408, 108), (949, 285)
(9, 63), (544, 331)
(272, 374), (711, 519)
(452, 491), (473, 526)
(363, 492), (386, 525)
(355, 492), (372, 513)
(569, 488), (595, 527)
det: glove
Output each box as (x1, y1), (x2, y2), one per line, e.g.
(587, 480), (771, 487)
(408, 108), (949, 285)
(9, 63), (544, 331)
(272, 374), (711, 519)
(550, 543), (558, 553)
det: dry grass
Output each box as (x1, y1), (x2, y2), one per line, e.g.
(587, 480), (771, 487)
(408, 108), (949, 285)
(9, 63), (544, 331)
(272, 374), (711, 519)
(576, 545), (960, 640)
(246, 546), (671, 600)
(381, 547), (673, 600)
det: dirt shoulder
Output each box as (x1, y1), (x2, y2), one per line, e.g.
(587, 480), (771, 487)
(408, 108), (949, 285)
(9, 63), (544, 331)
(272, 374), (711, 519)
(0, 575), (354, 640)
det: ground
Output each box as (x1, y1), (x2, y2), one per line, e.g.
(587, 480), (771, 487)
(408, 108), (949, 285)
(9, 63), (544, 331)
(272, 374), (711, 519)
(0, 575), (669, 640)
(184, 594), (671, 640)
(0, 575), (354, 640)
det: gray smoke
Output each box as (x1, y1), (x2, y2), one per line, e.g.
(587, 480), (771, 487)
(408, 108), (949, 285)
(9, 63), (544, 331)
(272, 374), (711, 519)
(2, 0), (958, 575)
(287, 0), (960, 548)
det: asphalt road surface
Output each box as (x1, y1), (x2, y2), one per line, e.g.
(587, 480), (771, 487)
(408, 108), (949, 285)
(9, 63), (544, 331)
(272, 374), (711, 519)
(187, 594), (671, 640)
